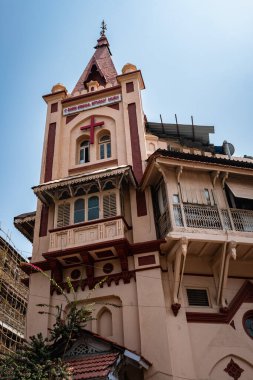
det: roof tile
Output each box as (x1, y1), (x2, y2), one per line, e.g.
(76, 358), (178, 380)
(67, 352), (119, 380)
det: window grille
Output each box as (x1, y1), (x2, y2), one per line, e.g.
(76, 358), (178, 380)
(186, 288), (209, 307)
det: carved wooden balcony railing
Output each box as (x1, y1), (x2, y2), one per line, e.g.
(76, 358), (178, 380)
(49, 217), (129, 251)
(228, 208), (253, 232)
(183, 204), (222, 229)
(157, 204), (253, 237)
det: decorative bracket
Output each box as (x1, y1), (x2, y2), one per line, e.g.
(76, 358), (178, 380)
(176, 166), (183, 183)
(68, 185), (74, 198)
(221, 172), (229, 188)
(211, 171), (220, 187)
(217, 241), (237, 308)
(169, 238), (188, 316)
(155, 162), (168, 182)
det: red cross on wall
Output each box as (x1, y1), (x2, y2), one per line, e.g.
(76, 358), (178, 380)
(80, 116), (104, 144)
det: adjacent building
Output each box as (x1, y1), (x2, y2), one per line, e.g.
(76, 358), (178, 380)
(0, 234), (28, 355)
(17, 27), (253, 379)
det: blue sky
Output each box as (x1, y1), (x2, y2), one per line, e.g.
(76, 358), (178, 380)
(0, 0), (253, 257)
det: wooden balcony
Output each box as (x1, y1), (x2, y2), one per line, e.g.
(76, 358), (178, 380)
(158, 204), (253, 237)
(49, 217), (129, 252)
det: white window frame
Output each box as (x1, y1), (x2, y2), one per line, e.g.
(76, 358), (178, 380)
(79, 140), (90, 164)
(55, 189), (120, 228)
(98, 134), (111, 160)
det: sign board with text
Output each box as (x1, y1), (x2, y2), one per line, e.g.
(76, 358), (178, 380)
(63, 94), (121, 116)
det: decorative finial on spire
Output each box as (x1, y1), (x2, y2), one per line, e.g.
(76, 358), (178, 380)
(100, 20), (107, 37)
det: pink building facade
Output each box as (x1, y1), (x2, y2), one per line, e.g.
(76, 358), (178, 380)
(16, 29), (253, 379)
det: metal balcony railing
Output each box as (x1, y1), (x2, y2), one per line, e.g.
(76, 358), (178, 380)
(157, 204), (253, 237)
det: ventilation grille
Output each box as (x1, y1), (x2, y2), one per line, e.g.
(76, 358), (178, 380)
(186, 288), (209, 307)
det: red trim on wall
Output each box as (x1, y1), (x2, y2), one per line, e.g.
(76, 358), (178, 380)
(136, 190), (147, 216)
(68, 159), (118, 175)
(107, 103), (119, 110)
(42, 238), (164, 259)
(131, 239), (164, 254)
(128, 103), (143, 183)
(66, 114), (78, 124)
(186, 280), (253, 323)
(185, 273), (253, 279)
(138, 255), (156, 266)
(51, 102), (58, 113)
(51, 270), (136, 295)
(126, 82), (134, 93)
(43, 238), (130, 259)
(44, 122), (56, 182)
(39, 205), (49, 237)
(135, 265), (161, 273)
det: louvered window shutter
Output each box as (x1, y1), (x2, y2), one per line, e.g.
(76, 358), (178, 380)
(57, 203), (70, 227)
(103, 194), (117, 218)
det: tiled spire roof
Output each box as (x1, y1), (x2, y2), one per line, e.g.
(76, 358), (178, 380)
(72, 33), (118, 94)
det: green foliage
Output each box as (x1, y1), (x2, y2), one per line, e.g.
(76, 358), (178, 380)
(0, 291), (93, 379)
(0, 333), (69, 380)
(0, 270), (110, 379)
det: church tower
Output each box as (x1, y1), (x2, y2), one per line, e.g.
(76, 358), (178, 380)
(21, 24), (170, 378)
(16, 23), (253, 380)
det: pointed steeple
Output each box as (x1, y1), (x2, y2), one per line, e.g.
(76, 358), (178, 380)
(72, 22), (118, 95)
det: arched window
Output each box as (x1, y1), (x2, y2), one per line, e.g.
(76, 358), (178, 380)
(74, 199), (85, 224)
(98, 308), (113, 337)
(88, 196), (99, 220)
(80, 140), (90, 164)
(99, 134), (111, 159)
